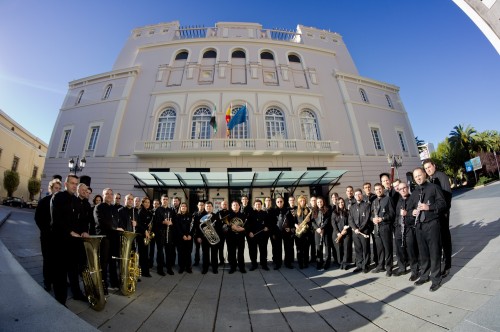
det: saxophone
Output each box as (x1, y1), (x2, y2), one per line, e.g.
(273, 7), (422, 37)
(144, 220), (155, 245)
(295, 210), (313, 238)
(81, 235), (106, 311)
(113, 231), (140, 296)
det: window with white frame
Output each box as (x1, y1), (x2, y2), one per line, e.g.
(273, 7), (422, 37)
(229, 105), (249, 139)
(371, 127), (384, 150)
(61, 129), (71, 152)
(156, 108), (176, 140)
(385, 94), (393, 109)
(103, 84), (112, 100)
(397, 131), (408, 152)
(300, 109), (320, 140)
(75, 90), (84, 105)
(87, 126), (100, 151)
(359, 88), (369, 103)
(265, 107), (287, 139)
(191, 107), (212, 139)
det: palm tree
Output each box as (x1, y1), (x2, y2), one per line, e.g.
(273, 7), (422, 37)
(415, 136), (426, 153)
(449, 124), (477, 160)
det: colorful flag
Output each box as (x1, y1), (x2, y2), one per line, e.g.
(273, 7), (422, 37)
(228, 104), (247, 130)
(225, 103), (232, 124)
(210, 105), (217, 133)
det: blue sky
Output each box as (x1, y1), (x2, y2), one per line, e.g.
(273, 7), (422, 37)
(1, 0), (498, 148)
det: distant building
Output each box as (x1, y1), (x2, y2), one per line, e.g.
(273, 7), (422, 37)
(419, 143), (435, 161)
(0, 110), (47, 200)
(453, 0), (500, 54)
(43, 21), (421, 206)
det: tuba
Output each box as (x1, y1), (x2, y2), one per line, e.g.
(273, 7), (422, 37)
(81, 235), (106, 311)
(113, 231), (141, 296)
(295, 210), (313, 238)
(200, 214), (220, 245)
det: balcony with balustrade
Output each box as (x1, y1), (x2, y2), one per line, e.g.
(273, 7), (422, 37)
(133, 138), (340, 157)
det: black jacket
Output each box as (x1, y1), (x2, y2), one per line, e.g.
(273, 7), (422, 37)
(94, 202), (119, 236)
(348, 200), (373, 235)
(407, 182), (447, 223)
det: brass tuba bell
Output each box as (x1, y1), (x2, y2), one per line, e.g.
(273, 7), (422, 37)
(200, 214), (220, 245)
(81, 235), (106, 311)
(113, 231), (141, 296)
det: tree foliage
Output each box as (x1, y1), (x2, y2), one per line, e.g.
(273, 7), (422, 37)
(3, 170), (20, 197)
(28, 177), (41, 200)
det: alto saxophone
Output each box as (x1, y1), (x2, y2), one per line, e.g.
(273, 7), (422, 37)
(144, 220), (155, 245)
(81, 235), (106, 311)
(295, 210), (312, 238)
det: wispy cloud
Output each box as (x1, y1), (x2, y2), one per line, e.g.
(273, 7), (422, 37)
(0, 74), (66, 95)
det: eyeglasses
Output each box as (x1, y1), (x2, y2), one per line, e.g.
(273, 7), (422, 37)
(399, 187), (408, 191)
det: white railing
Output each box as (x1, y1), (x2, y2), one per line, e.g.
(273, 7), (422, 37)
(174, 26), (301, 43)
(134, 139), (339, 155)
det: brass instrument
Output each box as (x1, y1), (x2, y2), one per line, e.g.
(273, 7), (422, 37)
(81, 235), (106, 311)
(228, 216), (244, 233)
(200, 214), (220, 245)
(113, 231), (141, 296)
(144, 221), (155, 245)
(295, 210), (312, 238)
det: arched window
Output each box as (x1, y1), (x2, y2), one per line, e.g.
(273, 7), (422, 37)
(265, 108), (287, 139)
(232, 50), (246, 58)
(75, 90), (84, 105)
(359, 88), (369, 103)
(385, 94), (393, 109)
(203, 50), (217, 58)
(260, 52), (274, 60)
(103, 84), (112, 100)
(229, 105), (249, 139)
(191, 107), (212, 139)
(300, 109), (320, 140)
(156, 108), (176, 140)
(288, 54), (301, 63)
(175, 51), (189, 60)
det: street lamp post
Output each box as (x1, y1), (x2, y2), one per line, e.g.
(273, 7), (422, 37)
(68, 156), (87, 175)
(387, 154), (403, 182)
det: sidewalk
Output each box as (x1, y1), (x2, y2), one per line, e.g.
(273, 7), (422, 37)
(0, 182), (499, 331)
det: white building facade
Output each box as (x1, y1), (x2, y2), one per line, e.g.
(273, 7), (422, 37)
(43, 21), (421, 205)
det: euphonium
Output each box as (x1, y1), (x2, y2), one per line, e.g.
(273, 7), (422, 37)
(295, 210), (313, 238)
(144, 221), (155, 245)
(114, 231), (141, 296)
(81, 235), (106, 311)
(200, 214), (220, 245)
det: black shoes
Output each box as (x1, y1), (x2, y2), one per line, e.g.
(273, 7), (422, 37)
(167, 269), (174, 275)
(274, 265), (281, 270)
(441, 269), (450, 278)
(240, 268), (247, 273)
(262, 265), (270, 271)
(179, 269), (185, 274)
(228, 269), (236, 274)
(249, 265), (258, 271)
(363, 268), (370, 274)
(143, 273), (152, 278)
(186, 268), (193, 274)
(202, 269), (208, 274)
(372, 267), (385, 273)
(73, 293), (88, 302)
(409, 274), (418, 282)
(212, 269), (218, 274)
(157, 270), (166, 276)
(353, 267), (362, 273)
(430, 283), (441, 292)
(414, 278), (429, 286)
(385, 271), (392, 277)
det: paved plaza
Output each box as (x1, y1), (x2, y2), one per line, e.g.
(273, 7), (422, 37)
(1, 182), (499, 331)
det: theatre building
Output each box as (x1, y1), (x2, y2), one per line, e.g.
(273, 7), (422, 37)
(42, 21), (421, 207)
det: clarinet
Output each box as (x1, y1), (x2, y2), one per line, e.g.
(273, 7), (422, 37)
(400, 200), (406, 248)
(373, 201), (379, 236)
(414, 190), (424, 224)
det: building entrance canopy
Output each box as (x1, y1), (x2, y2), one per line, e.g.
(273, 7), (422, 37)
(130, 170), (347, 197)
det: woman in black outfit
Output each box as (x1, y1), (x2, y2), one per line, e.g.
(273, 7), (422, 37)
(332, 198), (352, 270)
(137, 197), (153, 277)
(175, 202), (194, 273)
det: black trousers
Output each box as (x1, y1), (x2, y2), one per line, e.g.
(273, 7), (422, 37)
(441, 212), (452, 270)
(271, 233), (283, 268)
(416, 220), (442, 285)
(353, 233), (370, 270)
(342, 232), (353, 265)
(295, 234), (310, 268)
(227, 233), (245, 270)
(194, 240), (201, 264)
(218, 233), (226, 264)
(148, 237), (156, 267)
(200, 239), (218, 272)
(40, 231), (53, 288)
(395, 226), (419, 276)
(177, 239), (193, 270)
(283, 233), (295, 267)
(326, 233), (341, 266)
(156, 233), (176, 272)
(248, 234), (269, 267)
(100, 235), (119, 288)
(51, 235), (70, 305)
(374, 224), (393, 271)
(138, 237), (150, 275)
(67, 237), (85, 296)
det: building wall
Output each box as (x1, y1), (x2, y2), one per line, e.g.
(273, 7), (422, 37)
(42, 21), (421, 200)
(0, 110), (47, 200)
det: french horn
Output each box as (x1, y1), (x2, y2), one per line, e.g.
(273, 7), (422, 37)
(81, 235), (106, 311)
(200, 214), (220, 245)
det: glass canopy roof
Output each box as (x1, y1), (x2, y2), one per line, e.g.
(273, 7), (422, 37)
(129, 170), (347, 193)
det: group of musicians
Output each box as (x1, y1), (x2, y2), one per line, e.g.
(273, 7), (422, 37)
(35, 160), (452, 306)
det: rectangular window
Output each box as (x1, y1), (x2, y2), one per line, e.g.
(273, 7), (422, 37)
(32, 166), (38, 178)
(12, 156), (19, 172)
(87, 126), (100, 151)
(61, 130), (71, 152)
(398, 131), (408, 152)
(371, 128), (384, 150)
